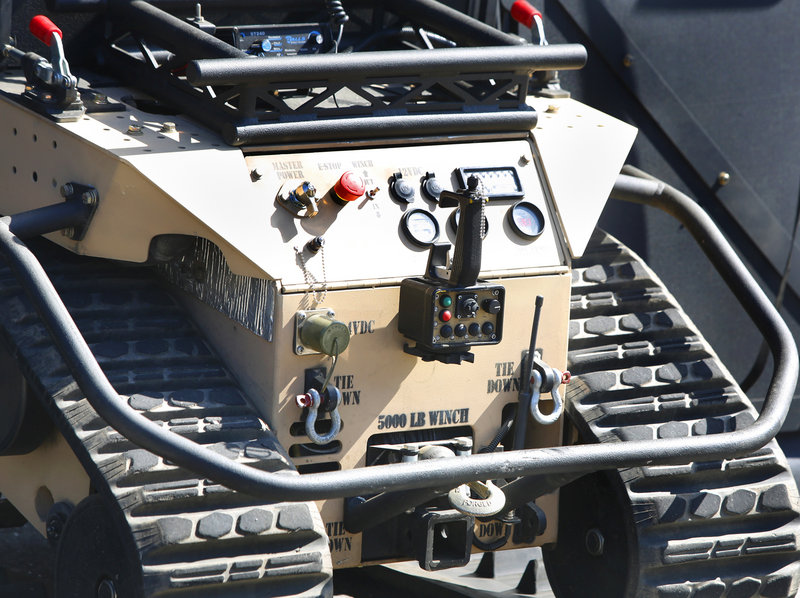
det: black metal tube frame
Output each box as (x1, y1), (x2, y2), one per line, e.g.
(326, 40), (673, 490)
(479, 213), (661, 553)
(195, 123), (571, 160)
(70, 0), (588, 145)
(47, 0), (522, 47)
(185, 45), (585, 86)
(0, 168), (794, 502)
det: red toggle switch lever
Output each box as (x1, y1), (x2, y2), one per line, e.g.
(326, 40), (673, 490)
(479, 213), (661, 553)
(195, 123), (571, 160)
(509, 1), (542, 29)
(29, 15), (63, 46)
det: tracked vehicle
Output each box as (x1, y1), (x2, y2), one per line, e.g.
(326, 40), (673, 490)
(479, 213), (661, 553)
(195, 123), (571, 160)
(0, 1), (798, 597)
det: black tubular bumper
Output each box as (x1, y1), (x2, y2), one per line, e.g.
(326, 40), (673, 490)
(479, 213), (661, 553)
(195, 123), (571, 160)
(0, 168), (796, 502)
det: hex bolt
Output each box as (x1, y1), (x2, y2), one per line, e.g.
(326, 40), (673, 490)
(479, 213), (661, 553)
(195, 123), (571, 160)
(250, 169), (262, 182)
(585, 528), (605, 556)
(62, 227), (75, 238)
(81, 190), (98, 205)
(160, 121), (177, 133)
(60, 183), (74, 198)
(97, 579), (117, 598)
(545, 104), (559, 114)
(717, 171), (731, 186)
(127, 124), (143, 136)
(45, 502), (73, 545)
(91, 92), (108, 104)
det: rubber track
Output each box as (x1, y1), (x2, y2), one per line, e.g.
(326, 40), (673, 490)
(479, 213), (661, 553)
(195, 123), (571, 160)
(565, 231), (800, 598)
(0, 240), (333, 597)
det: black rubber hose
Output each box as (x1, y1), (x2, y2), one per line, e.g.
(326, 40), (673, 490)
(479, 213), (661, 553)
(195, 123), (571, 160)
(0, 168), (795, 501)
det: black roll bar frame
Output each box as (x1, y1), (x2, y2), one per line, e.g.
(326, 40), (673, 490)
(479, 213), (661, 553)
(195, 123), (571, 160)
(0, 168), (794, 503)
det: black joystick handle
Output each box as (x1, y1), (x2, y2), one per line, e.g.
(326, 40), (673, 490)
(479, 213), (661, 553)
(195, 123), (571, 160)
(439, 175), (486, 287)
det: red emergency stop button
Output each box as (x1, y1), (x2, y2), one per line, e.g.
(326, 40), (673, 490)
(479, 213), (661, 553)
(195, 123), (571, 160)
(333, 171), (366, 203)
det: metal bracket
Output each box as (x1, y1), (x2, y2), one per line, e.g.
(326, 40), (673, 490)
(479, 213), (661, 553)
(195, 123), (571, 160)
(59, 183), (99, 241)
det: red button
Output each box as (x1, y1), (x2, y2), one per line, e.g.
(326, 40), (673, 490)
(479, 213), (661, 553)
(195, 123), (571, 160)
(440, 310), (452, 322)
(334, 171), (366, 202)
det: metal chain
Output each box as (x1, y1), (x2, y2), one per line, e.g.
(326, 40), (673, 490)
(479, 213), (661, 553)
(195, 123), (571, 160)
(476, 178), (488, 240)
(294, 243), (328, 304)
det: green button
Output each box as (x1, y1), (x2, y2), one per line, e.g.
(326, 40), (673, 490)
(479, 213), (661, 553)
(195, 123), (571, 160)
(440, 295), (453, 307)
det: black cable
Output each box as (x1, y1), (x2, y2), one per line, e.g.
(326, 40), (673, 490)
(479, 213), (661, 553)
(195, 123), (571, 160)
(479, 415), (515, 453)
(740, 178), (800, 392)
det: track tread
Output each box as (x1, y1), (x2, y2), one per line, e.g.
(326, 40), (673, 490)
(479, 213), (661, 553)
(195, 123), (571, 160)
(562, 231), (800, 598)
(0, 240), (332, 597)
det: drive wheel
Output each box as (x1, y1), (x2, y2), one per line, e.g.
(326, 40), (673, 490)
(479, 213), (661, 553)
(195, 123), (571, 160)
(54, 494), (143, 598)
(545, 231), (800, 598)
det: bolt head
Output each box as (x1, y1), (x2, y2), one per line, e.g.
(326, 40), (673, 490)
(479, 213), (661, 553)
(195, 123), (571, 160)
(717, 171), (731, 186)
(60, 183), (74, 198)
(97, 578), (117, 598)
(585, 528), (605, 556)
(296, 345), (305, 354)
(623, 54), (634, 68)
(81, 191), (97, 205)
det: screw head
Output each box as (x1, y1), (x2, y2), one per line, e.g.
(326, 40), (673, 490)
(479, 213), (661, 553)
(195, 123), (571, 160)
(60, 183), (74, 198)
(296, 345), (305, 354)
(623, 54), (634, 68)
(717, 171), (731, 186)
(81, 190), (97, 205)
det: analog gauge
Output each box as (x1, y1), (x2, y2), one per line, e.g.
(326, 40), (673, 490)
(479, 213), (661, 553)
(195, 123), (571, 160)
(449, 208), (489, 238)
(401, 209), (440, 247)
(507, 201), (545, 240)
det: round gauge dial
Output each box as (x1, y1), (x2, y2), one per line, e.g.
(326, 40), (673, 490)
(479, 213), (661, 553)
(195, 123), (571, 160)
(507, 201), (545, 240)
(449, 208), (489, 238)
(401, 209), (440, 247)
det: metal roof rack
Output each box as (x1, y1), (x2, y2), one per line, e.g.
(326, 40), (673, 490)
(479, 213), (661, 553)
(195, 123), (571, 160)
(51, 0), (587, 145)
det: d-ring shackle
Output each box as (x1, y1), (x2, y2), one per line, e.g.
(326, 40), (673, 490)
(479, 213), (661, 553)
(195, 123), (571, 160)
(304, 387), (342, 445)
(530, 368), (564, 425)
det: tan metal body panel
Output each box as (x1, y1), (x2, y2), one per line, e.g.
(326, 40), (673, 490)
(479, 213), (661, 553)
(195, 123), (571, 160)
(174, 272), (570, 567)
(0, 82), (636, 282)
(531, 97), (638, 259)
(0, 78), (638, 565)
(0, 430), (90, 536)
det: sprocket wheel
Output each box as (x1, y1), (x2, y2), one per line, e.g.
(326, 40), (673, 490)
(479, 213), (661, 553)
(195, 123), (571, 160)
(54, 493), (144, 597)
